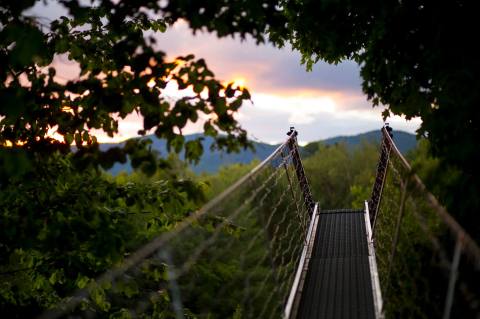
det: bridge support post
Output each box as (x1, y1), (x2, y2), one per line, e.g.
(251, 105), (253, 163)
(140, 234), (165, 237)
(287, 127), (316, 216)
(281, 150), (309, 240)
(370, 125), (393, 235)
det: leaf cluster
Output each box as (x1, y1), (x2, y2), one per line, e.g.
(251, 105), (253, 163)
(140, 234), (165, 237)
(1, 1), (258, 179)
(0, 154), (203, 317)
(270, 1), (480, 228)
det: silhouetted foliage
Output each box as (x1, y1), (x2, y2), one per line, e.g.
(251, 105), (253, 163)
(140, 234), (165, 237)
(0, 1), (258, 179)
(268, 1), (479, 235)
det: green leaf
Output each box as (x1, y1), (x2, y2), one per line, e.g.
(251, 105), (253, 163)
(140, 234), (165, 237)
(55, 38), (70, 53)
(193, 83), (204, 94)
(74, 133), (83, 146)
(91, 287), (111, 311)
(76, 275), (90, 289)
(65, 133), (74, 145)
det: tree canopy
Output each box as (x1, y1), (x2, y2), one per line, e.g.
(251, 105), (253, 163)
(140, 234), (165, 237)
(1, 0), (278, 178)
(270, 0), (479, 235)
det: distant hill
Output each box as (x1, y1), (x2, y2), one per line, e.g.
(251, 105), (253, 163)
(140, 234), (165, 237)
(104, 130), (417, 175)
(105, 134), (278, 175)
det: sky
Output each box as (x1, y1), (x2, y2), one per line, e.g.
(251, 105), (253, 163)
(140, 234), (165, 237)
(31, 3), (421, 145)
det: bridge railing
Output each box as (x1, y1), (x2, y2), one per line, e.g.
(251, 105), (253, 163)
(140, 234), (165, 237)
(370, 126), (480, 318)
(40, 129), (314, 319)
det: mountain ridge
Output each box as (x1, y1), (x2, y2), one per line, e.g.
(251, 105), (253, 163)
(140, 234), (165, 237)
(106, 129), (417, 175)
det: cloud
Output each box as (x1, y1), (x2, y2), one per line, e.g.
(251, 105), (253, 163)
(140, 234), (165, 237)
(238, 93), (421, 144)
(258, 55), (362, 94)
(153, 21), (363, 95)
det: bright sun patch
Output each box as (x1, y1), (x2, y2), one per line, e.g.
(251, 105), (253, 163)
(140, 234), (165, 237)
(231, 77), (246, 89)
(147, 78), (156, 88)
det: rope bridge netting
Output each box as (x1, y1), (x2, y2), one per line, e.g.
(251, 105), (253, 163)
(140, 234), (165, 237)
(40, 129), (315, 319)
(369, 126), (480, 319)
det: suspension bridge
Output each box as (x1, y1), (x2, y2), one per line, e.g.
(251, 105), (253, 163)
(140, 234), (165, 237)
(40, 126), (480, 319)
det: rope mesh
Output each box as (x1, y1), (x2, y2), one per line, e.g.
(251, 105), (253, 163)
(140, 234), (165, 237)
(41, 136), (313, 319)
(371, 128), (480, 318)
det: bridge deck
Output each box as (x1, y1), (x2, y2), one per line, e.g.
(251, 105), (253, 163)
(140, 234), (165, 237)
(296, 209), (376, 319)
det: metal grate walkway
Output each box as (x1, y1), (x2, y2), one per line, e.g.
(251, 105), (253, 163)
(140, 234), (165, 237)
(296, 209), (376, 319)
